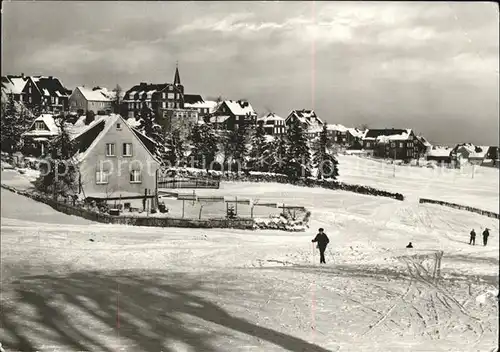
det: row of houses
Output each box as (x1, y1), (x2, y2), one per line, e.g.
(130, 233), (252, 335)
(3, 68), (498, 166)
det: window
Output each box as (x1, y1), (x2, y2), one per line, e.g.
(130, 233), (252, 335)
(391, 142), (395, 148)
(116, 123), (122, 130)
(130, 170), (141, 183)
(162, 92), (166, 99)
(169, 86), (173, 91)
(366, 142), (371, 147)
(105, 143), (115, 156)
(29, 96), (32, 103)
(399, 142), (404, 148)
(162, 101), (166, 108)
(29, 86), (32, 94)
(168, 93), (175, 99)
(123, 143), (132, 156)
(95, 170), (109, 184)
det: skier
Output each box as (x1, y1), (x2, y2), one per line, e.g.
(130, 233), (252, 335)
(406, 242), (413, 248)
(469, 229), (476, 245)
(482, 228), (490, 246)
(311, 228), (329, 264)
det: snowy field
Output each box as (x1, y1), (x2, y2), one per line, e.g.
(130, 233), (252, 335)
(1, 157), (499, 352)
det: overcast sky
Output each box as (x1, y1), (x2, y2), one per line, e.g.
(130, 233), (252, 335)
(2, 1), (498, 145)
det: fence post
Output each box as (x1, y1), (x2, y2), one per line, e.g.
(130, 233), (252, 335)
(182, 199), (185, 218)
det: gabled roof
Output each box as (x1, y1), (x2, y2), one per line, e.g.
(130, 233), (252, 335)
(185, 100), (219, 112)
(1, 76), (27, 94)
(23, 114), (60, 137)
(71, 114), (161, 164)
(75, 86), (113, 102)
(363, 128), (413, 141)
(221, 100), (257, 116)
(33, 76), (70, 98)
(347, 128), (365, 139)
(469, 145), (491, 159)
(416, 135), (432, 147)
(326, 124), (347, 132)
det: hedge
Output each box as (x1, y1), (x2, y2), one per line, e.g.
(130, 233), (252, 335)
(419, 198), (499, 219)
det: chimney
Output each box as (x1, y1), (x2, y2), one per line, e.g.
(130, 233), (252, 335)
(21, 73), (25, 79)
(140, 82), (147, 87)
(49, 76), (53, 79)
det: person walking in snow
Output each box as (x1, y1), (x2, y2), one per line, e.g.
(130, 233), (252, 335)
(311, 228), (329, 264)
(469, 229), (476, 245)
(482, 228), (490, 246)
(406, 242), (413, 248)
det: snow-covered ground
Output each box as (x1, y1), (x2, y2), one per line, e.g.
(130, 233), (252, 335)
(1, 159), (499, 351)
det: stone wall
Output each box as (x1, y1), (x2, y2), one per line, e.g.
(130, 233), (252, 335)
(419, 198), (499, 219)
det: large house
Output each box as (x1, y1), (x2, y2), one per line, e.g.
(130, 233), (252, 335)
(362, 128), (417, 161)
(69, 86), (113, 115)
(257, 113), (286, 135)
(209, 100), (257, 130)
(285, 110), (324, 138)
(1, 74), (71, 112)
(123, 66), (185, 119)
(70, 114), (161, 199)
(184, 95), (218, 117)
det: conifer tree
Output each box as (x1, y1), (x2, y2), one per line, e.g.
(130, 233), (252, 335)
(233, 120), (249, 170)
(268, 135), (288, 174)
(0, 94), (31, 153)
(137, 104), (165, 160)
(249, 121), (268, 171)
(189, 123), (218, 171)
(313, 124), (339, 180)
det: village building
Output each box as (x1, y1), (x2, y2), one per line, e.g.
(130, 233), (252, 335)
(362, 128), (417, 161)
(70, 114), (161, 199)
(209, 100), (257, 131)
(257, 113), (286, 135)
(123, 66), (185, 119)
(69, 86), (114, 115)
(426, 146), (453, 165)
(285, 110), (324, 138)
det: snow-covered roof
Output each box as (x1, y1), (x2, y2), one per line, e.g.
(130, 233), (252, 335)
(223, 100), (256, 116)
(185, 100), (219, 112)
(76, 86), (113, 102)
(427, 146), (452, 158)
(417, 135), (432, 147)
(347, 128), (365, 139)
(126, 117), (141, 128)
(71, 114), (160, 165)
(364, 129), (413, 142)
(258, 113), (285, 123)
(43, 88), (50, 96)
(326, 124), (348, 132)
(287, 109), (324, 127)
(469, 145), (490, 159)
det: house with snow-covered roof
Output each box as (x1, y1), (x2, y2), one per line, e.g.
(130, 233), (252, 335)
(69, 114), (161, 200)
(257, 113), (286, 135)
(69, 86), (113, 114)
(1, 74), (71, 112)
(362, 128), (417, 161)
(22, 114), (61, 156)
(285, 110), (324, 138)
(426, 146), (453, 164)
(210, 100), (257, 131)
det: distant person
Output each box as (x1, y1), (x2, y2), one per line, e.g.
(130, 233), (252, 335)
(482, 228), (490, 246)
(406, 242), (413, 248)
(469, 229), (476, 245)
(311, 228), (330, 264)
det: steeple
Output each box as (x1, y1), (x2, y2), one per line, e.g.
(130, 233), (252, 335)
(174, 61), (181, 86)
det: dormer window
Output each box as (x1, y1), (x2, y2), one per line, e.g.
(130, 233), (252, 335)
(117, 122), (122, 130)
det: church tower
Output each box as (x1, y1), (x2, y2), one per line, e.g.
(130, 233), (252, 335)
(173, 62), (184, 108)
(174, 62), (181, 86)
